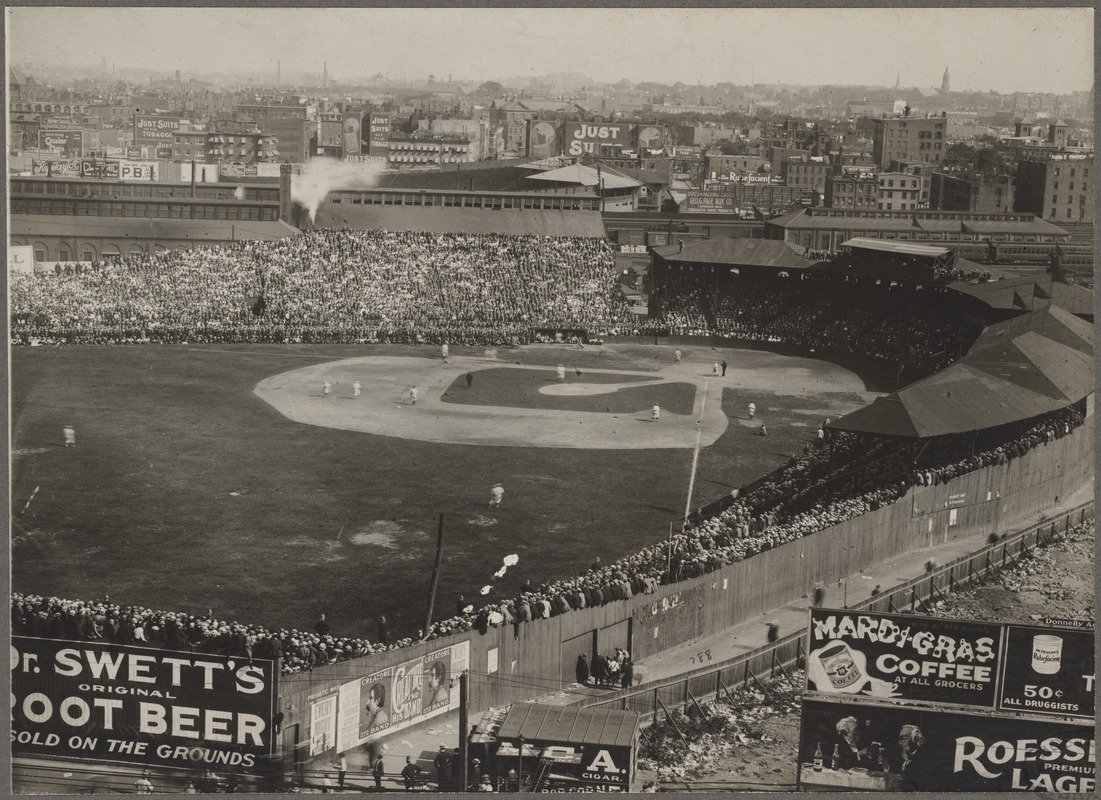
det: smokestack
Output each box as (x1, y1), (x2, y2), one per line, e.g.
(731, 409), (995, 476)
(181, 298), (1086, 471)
(190, 160), (197, 197)
(279, 163), (293, 223)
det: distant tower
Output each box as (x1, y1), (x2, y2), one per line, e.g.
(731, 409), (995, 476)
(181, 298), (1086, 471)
(895, 72), (900, 92)
(941, 67), (950, 95)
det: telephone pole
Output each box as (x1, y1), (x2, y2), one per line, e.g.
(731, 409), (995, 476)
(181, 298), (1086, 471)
(422, 513), (446, 638)
(459, 671), (470, 791)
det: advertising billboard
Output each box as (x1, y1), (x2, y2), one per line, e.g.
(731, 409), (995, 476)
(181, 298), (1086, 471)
(527, 120), (562, 158)
(806, 609), (1002, 710)
(134, 115), (183, 144)
(331, 642), (469, 754)
(220, 163), (260, 178)
(308, 690), (338, 757)
(38, 130), (83, 157)
(536, 744), (634, 792)
(366, 113), (391, 155)
(119, 160), (159, 181)
(635, 125), (666, 151)
(342, 114), (362, 156)
(9, 245), (36, 274)
(80, 159), (121, 179)
(998, 625), (1094, 720)
(798, 698), (1094, 792)
(683, 191), (740, 214)
(31, 159), (81, 177)
(11, 636), (277, 770)
(563, 123), (632, 157)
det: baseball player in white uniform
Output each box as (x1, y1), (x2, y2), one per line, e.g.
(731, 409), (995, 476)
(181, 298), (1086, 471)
(748, 402), (756, 419)
(323, 381), (332, 397)
(352, 381), (362, 399)
(410, 386), (418, 405)
(556, 364), (566, 382)
(489, 484), (504, 510)
(651, 404), (661, 421)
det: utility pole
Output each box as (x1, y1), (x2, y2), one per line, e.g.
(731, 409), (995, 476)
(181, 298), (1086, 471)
(517, 735), (524, 791)
(423, 513), (446, 638)
(459, 671), (469, 792)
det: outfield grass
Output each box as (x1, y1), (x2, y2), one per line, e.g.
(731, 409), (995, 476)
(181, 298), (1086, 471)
(11, 343), (870, 638)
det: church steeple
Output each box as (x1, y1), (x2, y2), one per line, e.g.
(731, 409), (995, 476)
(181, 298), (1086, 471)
(941, 66), (950, 95)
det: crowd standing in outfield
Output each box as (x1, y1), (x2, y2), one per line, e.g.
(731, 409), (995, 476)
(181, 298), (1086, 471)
(12, 401), (1084, 674)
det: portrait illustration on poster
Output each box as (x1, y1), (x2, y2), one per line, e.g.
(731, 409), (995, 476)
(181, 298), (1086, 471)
(422, 655), (451, 713)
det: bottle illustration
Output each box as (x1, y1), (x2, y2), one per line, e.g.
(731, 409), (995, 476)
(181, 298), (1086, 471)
(831, 743), (841, 769)
(818, 642), (863, 690)
(813, 743), (824, 769)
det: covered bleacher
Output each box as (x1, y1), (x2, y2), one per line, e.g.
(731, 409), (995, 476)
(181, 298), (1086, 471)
(828, 305), (1093, 438)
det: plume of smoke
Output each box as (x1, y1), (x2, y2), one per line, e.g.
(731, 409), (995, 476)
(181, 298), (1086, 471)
(291, 157), (387, 222)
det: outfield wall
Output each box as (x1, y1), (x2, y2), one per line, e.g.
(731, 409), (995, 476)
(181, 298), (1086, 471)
(278, 414), (1093, 771)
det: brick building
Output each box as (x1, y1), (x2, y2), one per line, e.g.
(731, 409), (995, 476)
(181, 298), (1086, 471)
(1014, 154), (1093, 224)
(871, 115), (946, 168)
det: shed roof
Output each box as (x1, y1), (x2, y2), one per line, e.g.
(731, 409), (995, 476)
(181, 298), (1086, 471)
(496, 703), (641, 749)
(653, 237), (808, 269)
(841, 237), (950, 258)
(527, 163), (643, 190)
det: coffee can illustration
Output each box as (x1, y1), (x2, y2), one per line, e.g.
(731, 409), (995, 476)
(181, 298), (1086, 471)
(1031, 634), (1063, 674)
(818, 642), (863, 689)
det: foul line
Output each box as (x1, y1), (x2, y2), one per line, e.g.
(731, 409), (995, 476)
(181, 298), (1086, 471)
(682, 378), (711, 524)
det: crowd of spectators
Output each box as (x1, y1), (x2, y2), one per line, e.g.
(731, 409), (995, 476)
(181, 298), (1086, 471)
(13, 401), (1084, 674)
(10, 230), (636, 346)
(649, 268), (974, 377)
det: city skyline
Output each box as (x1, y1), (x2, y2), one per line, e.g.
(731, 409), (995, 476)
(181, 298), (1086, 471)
(7, 6), (1095, 95)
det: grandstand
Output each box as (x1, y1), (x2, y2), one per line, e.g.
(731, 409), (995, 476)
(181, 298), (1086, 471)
(10, 219), (1094, 788)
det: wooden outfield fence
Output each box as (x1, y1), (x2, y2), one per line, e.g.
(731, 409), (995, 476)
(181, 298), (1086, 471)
(575, 500), (1094, 723)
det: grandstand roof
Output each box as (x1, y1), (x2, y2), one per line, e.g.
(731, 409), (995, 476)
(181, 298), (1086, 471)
(841, 237), (951, 258)
(1046, 281), (1095, 318)
(10, 215), (298, 242)
(653, 237), (808, 269)
(829, 305), (1093, 439)
(311, 204), (607, 238)
(527, 163), (644, 190)
(947, 275), (1038, 312)
(770, 208), (1070, 237)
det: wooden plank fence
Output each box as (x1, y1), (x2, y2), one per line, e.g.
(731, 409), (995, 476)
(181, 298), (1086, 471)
(575, 501), (1094, 723)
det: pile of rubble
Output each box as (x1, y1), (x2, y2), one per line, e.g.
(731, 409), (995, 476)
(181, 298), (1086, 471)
(930, 520), (1094, 625)
(638, 670), (803, 783)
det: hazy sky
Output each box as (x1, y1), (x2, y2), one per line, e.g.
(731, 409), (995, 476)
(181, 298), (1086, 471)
(7, 6), (1094, 93)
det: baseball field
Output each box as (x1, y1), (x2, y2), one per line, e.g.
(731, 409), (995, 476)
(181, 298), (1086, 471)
(11, 342), (879, 638)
